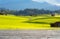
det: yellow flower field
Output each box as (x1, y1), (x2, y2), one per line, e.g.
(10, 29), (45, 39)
(0, 15), (60, 30)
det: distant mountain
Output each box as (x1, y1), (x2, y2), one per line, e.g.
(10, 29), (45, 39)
(0, 0), (60, 10)
(18, 0), (60, 11)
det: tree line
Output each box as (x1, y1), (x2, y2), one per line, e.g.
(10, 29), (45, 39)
(0, 8), (60, 16)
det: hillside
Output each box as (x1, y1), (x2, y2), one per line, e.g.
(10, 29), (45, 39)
(0, 15), (60, 30)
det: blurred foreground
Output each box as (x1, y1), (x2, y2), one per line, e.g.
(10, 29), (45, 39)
(0, 30), (60, 39)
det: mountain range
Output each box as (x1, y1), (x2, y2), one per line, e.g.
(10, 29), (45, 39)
(0, 0), (60, 10)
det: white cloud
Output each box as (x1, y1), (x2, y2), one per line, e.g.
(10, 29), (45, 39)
(32, 0), (45, 2)
(32, 0), (60, 6)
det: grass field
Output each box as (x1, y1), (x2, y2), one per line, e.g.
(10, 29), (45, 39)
(0, 15), (60, 30)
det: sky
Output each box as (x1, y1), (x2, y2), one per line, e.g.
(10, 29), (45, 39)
(32, 0), (60, 6)
(0, 0), (60, 10)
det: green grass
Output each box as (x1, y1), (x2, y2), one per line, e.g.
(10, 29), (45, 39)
(0, 15), (60, 30)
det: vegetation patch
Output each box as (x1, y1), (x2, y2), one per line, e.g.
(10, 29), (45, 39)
(0, 15), (60, 30)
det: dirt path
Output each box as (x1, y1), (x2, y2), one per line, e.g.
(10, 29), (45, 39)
(0, 30), (60, 39)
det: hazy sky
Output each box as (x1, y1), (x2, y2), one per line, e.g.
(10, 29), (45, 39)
(0, 0), (60, 10)
(32, 0), (60, 6)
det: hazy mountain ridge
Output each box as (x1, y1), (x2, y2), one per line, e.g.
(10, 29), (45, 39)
(0, 0), (60, 10)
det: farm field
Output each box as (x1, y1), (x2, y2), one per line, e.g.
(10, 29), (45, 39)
(0, 15), (60, 30)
